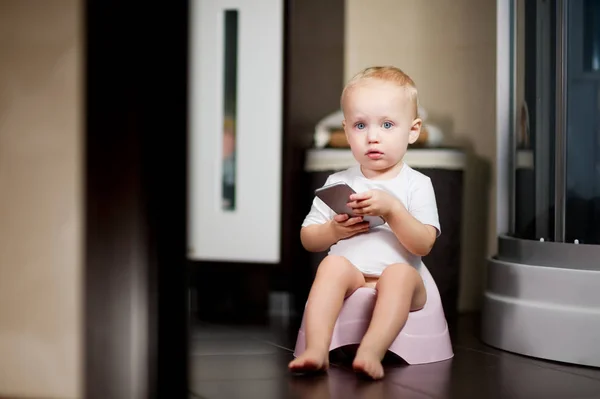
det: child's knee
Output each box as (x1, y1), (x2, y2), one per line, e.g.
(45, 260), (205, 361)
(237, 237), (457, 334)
(380, 264), (427, 308)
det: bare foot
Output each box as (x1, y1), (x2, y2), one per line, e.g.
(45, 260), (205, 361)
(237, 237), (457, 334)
(288, 349), (329, 373)
(352, 350), (384, 380)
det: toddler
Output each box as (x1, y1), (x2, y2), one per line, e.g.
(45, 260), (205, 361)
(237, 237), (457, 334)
(288, 66), (441, 379)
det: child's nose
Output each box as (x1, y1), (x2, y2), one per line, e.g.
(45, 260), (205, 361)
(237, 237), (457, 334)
(367, 129), (380, 143)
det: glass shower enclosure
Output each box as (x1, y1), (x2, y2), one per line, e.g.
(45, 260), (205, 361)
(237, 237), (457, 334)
(482, 0), (600, 367)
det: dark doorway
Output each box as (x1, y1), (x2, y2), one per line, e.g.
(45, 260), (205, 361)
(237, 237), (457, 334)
(85, 1), (190, 398)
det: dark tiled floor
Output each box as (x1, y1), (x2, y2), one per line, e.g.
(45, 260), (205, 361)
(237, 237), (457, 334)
(189, 314), (600, 399)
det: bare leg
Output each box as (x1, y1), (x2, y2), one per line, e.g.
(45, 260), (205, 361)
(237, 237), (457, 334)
(289, 255), (365, 372)
(353, 263), (426, 379)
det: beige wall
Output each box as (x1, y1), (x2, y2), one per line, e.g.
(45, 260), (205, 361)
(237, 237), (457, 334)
(0, 1), (83, 398)
(345, 0), (497, 311)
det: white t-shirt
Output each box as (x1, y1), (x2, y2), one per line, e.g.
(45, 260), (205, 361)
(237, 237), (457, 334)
(302, 164), (441, 277)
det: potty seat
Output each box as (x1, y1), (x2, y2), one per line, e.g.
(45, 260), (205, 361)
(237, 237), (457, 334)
(293, 264), (454, 365)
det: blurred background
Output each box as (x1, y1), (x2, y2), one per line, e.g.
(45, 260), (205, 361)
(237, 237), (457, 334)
(1, 0), (599, 398)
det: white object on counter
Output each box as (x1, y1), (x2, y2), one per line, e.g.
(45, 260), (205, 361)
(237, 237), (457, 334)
(314, 109), (344, 148)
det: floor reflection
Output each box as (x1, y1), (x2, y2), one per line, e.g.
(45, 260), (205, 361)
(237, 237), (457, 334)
(287, 355), (452, 399)
(190, 315), (600, 399)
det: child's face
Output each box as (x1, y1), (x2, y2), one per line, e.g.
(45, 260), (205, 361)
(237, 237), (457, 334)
(342, 80), (421, 177)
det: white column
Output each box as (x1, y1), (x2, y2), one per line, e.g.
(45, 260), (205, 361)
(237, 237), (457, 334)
(188, 0), (283, 263)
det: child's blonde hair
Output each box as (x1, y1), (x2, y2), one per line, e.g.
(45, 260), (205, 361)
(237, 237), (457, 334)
(341, 66), (419, 118)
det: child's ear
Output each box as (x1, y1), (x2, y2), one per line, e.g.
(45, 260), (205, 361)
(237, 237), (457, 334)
(408, 118), (422, 144)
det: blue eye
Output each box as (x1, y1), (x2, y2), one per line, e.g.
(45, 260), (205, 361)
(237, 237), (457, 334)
(383, 121), (393, 129)
(355, 122), (366, 130)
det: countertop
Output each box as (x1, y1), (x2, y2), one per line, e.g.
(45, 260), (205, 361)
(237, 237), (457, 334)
(305, 147), (467, 172)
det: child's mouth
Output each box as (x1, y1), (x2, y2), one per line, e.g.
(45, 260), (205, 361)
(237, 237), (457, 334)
(366, 150), (383, 160)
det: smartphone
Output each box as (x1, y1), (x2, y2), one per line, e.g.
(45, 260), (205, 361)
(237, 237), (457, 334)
(314, 182), (385, 228)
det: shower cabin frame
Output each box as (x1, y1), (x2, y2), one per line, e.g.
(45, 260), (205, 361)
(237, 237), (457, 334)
(483, 0), (600, 368)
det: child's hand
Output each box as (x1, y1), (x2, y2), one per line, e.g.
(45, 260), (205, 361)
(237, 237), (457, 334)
(330, 214), (370, 240)
(347, 189), (401, 218)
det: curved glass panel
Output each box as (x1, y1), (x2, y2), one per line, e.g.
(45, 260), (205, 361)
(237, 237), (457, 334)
(511, 0), (600, 246)
(564, 0), (600, 245)
(513, 0), (556, 241)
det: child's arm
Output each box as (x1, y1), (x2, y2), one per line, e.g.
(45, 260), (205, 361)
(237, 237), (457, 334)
(301, 214), (369, 252)
(348, 183), (439, 257)
(300, 223), (338, 252)
(384, 203), (437, 256)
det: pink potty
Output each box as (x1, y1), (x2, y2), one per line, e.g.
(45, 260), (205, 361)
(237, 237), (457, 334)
(293, 264), (454, 365)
